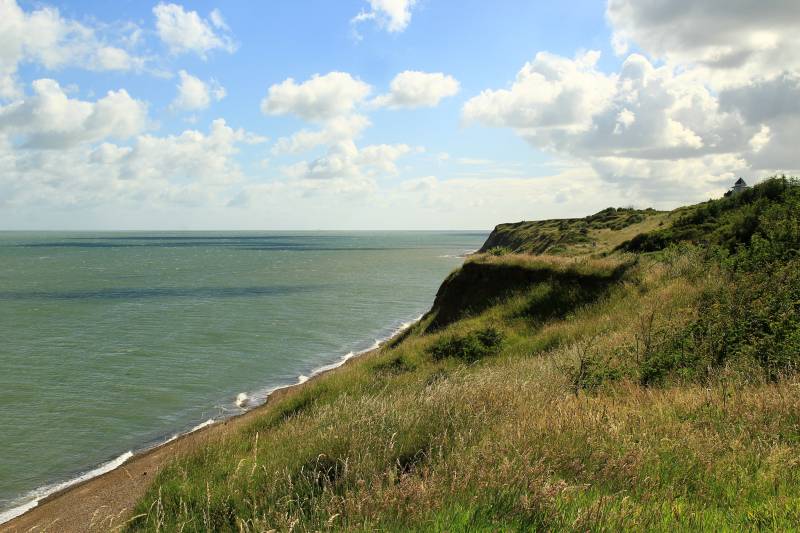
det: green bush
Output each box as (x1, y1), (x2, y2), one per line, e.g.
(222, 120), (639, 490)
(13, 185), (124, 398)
(620, 177), (800, 254)
(640, 257), (800, 385)
(487, 246), (512, 256)
(430, 327), (504, 363)
(636, 181), (800, 384)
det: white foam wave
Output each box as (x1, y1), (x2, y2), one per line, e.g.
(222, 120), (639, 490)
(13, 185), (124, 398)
(245, 313), (423, 410)
(440, 249), (479, 258)
(189, 419), (215, 433)
(162, 418), (216, 445)
(0, 450), (133, 525)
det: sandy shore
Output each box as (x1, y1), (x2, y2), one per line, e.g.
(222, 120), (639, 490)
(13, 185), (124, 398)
(0, 339), (389, 533)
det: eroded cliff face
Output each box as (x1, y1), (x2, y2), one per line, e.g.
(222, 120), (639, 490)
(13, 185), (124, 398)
(424, 255), (631, 332)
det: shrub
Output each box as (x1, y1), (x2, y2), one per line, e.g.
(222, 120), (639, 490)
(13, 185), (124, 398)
(373, 355), (415, 375)
(487, 246), (512, 256)
(430, 327), (504, 363)
(640, 256), (800, 385)
(619, 177), (800, 254)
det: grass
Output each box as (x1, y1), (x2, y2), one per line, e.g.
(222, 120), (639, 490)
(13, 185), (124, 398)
(126, 178), (800, 532)
(479, 207), (669, 256)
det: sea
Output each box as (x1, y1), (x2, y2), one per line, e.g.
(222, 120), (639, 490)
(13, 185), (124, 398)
(0, 231), (486, 522)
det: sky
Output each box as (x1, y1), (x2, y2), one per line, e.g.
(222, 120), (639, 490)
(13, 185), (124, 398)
(0, 0), (798, 230)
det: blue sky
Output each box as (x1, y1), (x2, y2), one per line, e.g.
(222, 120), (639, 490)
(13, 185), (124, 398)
(1, 0), (798, 229)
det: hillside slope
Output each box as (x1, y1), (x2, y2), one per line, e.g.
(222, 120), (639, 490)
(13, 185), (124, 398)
(105, 177), (800, 531)
(479, 207), (669, 255)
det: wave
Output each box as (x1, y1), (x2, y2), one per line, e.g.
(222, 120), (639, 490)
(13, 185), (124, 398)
(0, 313), (424, 526)
(438, 248), (480, 258)
(0, 451), (133, 524)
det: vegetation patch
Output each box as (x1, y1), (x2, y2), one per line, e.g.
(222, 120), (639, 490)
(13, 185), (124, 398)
(429, 327), (504, 363)
(619, 176), (798, 254)
(479, 207), (663, 255)
(372, 354), (415, 375)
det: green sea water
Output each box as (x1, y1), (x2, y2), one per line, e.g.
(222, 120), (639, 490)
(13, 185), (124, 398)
(0, 231), (485, 520)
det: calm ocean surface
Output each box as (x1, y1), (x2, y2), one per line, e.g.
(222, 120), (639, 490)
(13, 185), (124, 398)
(0, 231), (486, 519)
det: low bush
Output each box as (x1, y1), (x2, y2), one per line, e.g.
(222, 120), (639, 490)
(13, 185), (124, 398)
(487, 246), (511, 256)
(430, 327), (504, 363)
(640, 259), (800, 384)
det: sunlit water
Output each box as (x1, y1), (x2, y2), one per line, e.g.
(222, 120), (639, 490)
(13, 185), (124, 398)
(0, 231), (485, 520)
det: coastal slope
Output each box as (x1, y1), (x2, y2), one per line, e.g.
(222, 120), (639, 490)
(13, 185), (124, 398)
(6, 176), (800, 532)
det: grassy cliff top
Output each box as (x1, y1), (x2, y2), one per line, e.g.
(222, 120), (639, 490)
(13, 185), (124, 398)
(479, 206), (670, 255)
(121, 177), (800, 532)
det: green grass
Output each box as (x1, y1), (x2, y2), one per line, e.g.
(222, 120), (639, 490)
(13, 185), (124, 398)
(479, 207), (668, 256)
(125, 178), (800, 532)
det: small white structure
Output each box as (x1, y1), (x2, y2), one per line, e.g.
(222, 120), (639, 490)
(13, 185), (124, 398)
(730, 177), (749, 195)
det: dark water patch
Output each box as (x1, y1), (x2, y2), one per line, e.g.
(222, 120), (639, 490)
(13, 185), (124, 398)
(0, 285), (318, 301)
(17, 241), (401, 252)
(438, 232), (489, 238)
(236, 246), (398, 251)
(87, 235), (314, 241)
(19, 241), (309, 249)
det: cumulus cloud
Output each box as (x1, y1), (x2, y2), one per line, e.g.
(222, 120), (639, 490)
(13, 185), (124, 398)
(260, 72), (371, 122)
(0, 118), (261, 208)
(0, 0), (144, 99)
(282, 140), (411, 181)
(114, 119), (253, 187)
(371, 71), (460, 109)
(0, 79), (148, 149)
(607, 0), (800, 89)
(464, 0), (800, 203)
(352, 0), (418, 34)
(153, 3), (236, 57)
(171, 70), (226, 111)
(464, 51), (615, 133)
(272, 114), (371, 155)
(464, 51), (756, 198)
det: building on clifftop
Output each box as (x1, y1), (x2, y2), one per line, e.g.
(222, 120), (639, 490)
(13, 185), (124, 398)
(727, 177), (749, 196)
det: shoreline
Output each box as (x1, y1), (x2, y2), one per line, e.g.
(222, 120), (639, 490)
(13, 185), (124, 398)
(1, 314), (423, 532)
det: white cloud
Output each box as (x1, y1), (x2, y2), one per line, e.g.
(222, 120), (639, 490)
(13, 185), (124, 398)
(0, 0), (144, 99)
(464, 51), (616, 133)
(603, 1), (800, 181)
(153, 3), (236, 57)
(0, 118), (260, 209)
(371, 71), (460, 109)
(272, 114), (371, 155)
(607, 0), (800, 89)
(115, 119), (251, 187)
(171, 70), (226, 111)
(0, 78), (148, 149)
(463, 44), (789, 201)
(352, 0), (418, 34)
(209, 9), (229, 31)
(261, 72), (371, 122)
(262, 70), (424, 195)
(282, 140), (411, 182)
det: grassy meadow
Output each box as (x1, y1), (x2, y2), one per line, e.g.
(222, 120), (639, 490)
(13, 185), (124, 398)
(127, 177), (800, 532)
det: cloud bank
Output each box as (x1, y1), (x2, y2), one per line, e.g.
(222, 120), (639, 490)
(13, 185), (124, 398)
(463, 0), (800, 203)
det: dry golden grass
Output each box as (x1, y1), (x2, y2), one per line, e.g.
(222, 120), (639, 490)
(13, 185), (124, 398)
(468, 252), (632, 276)
(587, 211), (674, 253)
